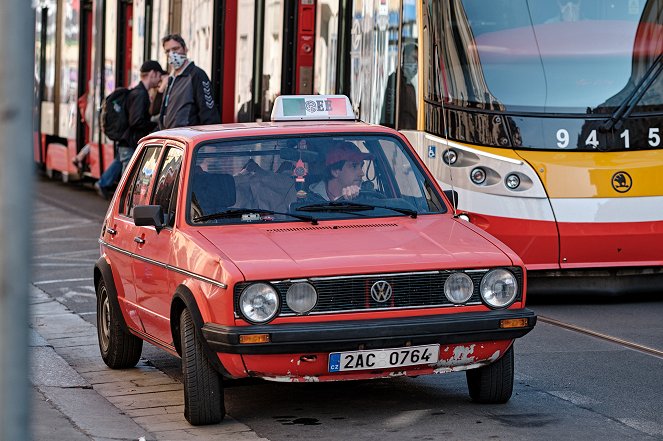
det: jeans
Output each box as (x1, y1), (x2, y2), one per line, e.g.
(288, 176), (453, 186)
(97, 146), (135, 189)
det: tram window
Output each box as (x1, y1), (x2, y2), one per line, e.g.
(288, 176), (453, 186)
(314, 0), (340, 95)
(151, 147), (183, 227)
(262, 1), (285, 120)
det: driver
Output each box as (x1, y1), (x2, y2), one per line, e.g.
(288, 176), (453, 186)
(309, 141), (373, 201)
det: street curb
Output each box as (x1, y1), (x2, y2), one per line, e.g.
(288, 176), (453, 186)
(30, 285), (269, 441)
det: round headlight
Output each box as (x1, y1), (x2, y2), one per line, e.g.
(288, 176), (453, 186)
(239, 283), (280, 323)
(470, 167), (486, 185)
(480, 269), (518, 308)
(505, 174), (521, 190)
(443, 149), (458, 165)
(286, 282), (317, 314)
(444, 272), (474, 304)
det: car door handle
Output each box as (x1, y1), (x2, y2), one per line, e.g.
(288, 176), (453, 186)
(106, 228), (117, 236)
(134, 236), (145, 244)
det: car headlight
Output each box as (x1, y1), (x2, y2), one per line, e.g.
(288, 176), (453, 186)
(286, 282), (317, 314)
(444, 272), (474, 304)
(239, 283), (280, 323)
(480, 269), (518, 308)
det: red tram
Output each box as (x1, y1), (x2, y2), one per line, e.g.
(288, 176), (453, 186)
(33, 0), (347, 181)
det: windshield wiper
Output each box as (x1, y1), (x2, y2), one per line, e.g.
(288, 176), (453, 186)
(296, 201), (418, 218)
(193, 208), (318, 225)
(601, 53), (663, 132)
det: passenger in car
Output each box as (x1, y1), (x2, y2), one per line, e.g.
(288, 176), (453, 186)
(308, 141), (373, 201)
(234, 159), (298, 213)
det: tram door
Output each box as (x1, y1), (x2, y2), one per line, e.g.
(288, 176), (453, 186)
(33, 0), (58, 167)
(234, 0), (345, 123)
(88, 0), (133, 179)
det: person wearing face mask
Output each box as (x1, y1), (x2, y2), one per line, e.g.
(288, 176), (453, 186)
(159, 34), (220, 129)
(380, 43), (418, 130)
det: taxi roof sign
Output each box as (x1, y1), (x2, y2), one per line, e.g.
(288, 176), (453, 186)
(271, 95), (356, 121)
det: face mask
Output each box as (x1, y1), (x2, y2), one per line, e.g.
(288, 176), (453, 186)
(168, 51), (187, 70)
(403, 62), (418, 80)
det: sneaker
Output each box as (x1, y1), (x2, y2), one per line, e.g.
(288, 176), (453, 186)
(94, 182), (110, 200)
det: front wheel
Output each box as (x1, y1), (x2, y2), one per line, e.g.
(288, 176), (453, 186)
(96, 277), (143, 369)
(180, 308), (225, 425)
(466, 345), (514, 404)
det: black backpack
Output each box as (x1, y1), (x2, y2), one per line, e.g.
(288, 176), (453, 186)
(100, 87), (130, 141)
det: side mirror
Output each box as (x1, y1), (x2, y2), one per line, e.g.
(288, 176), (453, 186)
(443, 189), (459, 209)
(133, 205), (165, 232)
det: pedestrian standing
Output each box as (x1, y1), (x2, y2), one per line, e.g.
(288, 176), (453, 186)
(95, 60), (166, 199)
(159, 34), (220, 129)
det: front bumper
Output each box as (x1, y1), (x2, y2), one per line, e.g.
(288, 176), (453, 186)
(201, 308), (536, 354)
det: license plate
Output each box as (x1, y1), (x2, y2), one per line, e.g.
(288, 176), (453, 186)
(328, 344), (440, 372)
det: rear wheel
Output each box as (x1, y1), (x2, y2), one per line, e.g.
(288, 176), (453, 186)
(466, 345), (514, 403)
(96, 277), (143, 368)
(180, 308), (225, 425)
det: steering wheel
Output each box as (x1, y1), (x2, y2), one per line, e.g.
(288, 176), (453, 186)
(357, 190), (387, 200)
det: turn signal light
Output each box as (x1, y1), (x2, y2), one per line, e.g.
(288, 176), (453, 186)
(239, 334), (270, 344)
(499, 318), (529, 329)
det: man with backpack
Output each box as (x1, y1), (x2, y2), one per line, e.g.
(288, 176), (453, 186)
(159, 34), (220, 129)
(95, 60), (166, 199)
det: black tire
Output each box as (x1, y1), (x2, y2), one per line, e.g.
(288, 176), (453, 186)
(466, 345), (514, 404)
(96, 277), (143, 369)
(180, 308), (225, 425)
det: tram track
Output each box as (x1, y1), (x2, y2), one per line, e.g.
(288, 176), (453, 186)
(539, 315), (663, 360)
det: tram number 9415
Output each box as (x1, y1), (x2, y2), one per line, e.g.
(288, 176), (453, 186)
(556, 128), (661, 149)
(328, 344), (440, 372)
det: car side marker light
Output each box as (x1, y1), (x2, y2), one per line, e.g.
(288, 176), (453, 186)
(239, 334), (271, 344)
(499, 318), (529, 329)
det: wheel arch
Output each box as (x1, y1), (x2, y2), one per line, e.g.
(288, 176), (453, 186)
(94, 256), (131, 333)
(171, 284), (230, 377)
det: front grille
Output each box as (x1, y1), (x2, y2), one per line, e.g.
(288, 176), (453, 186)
(234, 267), (523, 317)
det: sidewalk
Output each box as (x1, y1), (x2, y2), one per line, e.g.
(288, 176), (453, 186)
(29, 285), (269, 441)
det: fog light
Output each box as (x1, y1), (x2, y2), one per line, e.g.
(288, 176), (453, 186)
(444, 272), (474, 304)
(505, 174), (520, 190)
(470, 167), (486, 185)
(286, 282), (317, 314)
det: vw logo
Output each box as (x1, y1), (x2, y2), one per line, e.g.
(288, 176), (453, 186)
(371, 281), (392, 303)
(611, 171), (632, 193)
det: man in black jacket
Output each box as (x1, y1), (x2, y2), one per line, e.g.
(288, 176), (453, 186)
(159, 34), (220, 129)
(95, 60), (165, 198)
(380, 43), (418, 130)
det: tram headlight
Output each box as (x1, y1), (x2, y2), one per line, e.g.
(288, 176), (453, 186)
(505, 174), (521, 190)
(286, 282), (317, 314)
(470, 167), (487, 185)
(239, 283), (280, 323)
(444, 272), (474, 304)
(443, 149), (458, 165)
(480, 269), (518, 308)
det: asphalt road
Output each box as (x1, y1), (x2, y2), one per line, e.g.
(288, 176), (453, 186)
(33, 175), (663, 440)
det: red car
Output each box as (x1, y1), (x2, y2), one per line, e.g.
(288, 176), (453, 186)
(95, 95), (536, 425)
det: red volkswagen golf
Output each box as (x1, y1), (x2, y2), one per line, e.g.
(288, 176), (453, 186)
(95, 95), (536, 425)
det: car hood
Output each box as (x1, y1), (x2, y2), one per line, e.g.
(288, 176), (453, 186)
(197, 216), (514, 281)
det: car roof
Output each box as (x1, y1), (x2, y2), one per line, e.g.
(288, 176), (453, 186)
(141, 121), (399, 145)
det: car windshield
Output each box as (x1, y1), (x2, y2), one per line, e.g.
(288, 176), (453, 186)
(188, 134), (446, 224)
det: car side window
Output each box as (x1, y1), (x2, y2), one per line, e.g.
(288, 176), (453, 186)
(151, 146), (184, 227)
(121, 145), (162, 217)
